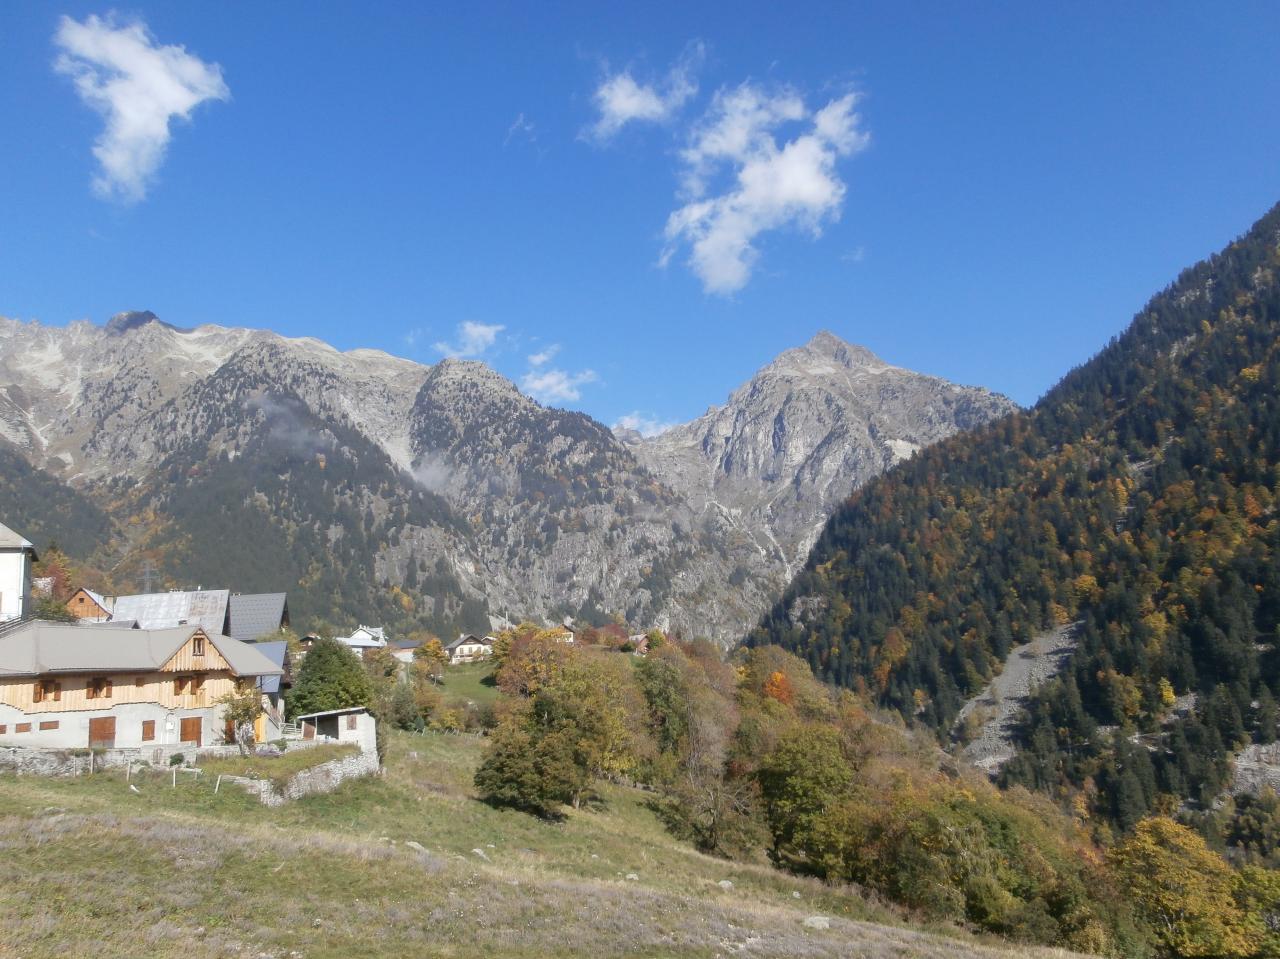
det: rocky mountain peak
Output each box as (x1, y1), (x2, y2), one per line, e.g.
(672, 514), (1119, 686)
(0, 314), (1016, 644)
(105, 310), (174, 335)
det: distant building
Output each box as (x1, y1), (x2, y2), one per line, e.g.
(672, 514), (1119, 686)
(445, 633), (495, 665)
(335, 625), (387, 657)
(66, 587), (112, 623)
(390, 638), (423, 666)
(0, 621), (282, 749)
(0, 521), (38, 623)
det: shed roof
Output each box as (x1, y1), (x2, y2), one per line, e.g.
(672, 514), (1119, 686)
(229, 592), (289, 642)
(0, 621), (283, 678)
(295, 706), (369, 721)
(111, 589), (230, 633)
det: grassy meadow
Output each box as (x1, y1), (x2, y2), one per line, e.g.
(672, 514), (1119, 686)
(0, 730), (1086, 959)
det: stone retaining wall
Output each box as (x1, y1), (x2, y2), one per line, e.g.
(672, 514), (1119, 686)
(0, 737), (330, 777)
(221, 746), (380, 806)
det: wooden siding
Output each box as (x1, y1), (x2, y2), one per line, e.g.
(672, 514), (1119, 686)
(160, 631), (231, 673)
(67, 588), (111, 620)
(0, 671), (238, 713)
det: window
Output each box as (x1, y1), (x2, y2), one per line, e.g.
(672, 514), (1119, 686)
(174, 676), (188, 696)
(86, 678), (111, 700)
(15, 723), (30, 733)
(136, 676), (145, 687)
(34, 680), (61, 703)
(0, 725), (7, 733)
(193, 636), (205, 656)
(39, 721), (58, 731)
(141, 720), (155, 742)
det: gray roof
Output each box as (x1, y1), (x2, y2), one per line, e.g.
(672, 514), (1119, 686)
(81, 589), (110, 610)
(253, 640), (289, 695)
(229, 592), (289, 642)
(0, 621), (283, 678)
(295, 706), (369, 721)
(0, 520), (36, 554)
(111, 589), (230, 633)
(445, 634), (491, 652)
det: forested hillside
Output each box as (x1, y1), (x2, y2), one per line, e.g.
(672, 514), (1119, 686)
(0, 440), (112, 557)
(751, 203), (1280, 830)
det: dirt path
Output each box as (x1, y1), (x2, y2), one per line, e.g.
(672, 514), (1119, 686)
(953, 624), (1079, 776)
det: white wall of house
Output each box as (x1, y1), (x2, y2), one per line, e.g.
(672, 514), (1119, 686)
(0, 701), (227, 749)
(0, 551), (32, 622)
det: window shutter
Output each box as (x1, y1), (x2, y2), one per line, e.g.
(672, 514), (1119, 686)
(53, 682), (61, 703)
(85, 682), (95, 701)
(104, 679), (112, 699)
(174, 677), (182, 695)
(33, 683), (42, 704)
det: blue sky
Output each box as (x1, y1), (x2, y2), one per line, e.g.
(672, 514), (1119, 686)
(2, 2), (1279, 431)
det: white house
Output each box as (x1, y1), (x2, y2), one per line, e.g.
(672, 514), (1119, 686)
(0, 521), (37, 623)
(445, 633), (494, 665)
(335, 625), (387, 657)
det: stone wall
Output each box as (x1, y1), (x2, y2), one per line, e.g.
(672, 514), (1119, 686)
(222, 745), (380, 807)
(0, 743), (194, 775)
(0, 737), (331, 777)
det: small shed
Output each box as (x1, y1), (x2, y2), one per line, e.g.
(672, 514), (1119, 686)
(294, 706), (376, 751)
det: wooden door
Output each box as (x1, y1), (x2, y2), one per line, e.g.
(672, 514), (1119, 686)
(179, 717), (202, 746)
(87, 716), (116, 748)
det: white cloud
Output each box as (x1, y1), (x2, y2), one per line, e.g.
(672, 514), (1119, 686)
(433, 321), (504, 358)
(54, 14), (229, 203)
(586, 43), (703, 142)
(521, 367), (598, 404)
(662, 86), (869, 294)
(614, 412), (676, 438)
(527, 344), (560, 367)
(504, 112), (536, 147)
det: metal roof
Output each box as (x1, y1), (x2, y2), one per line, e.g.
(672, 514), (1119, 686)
(111, 590), (230, 633)
(0, 520), (36, 554)
(0, 621), (283, 678)
(253, 640), (289, 695)
(81, 589), (110, 611)
(229, 592), (289, 642)
(295, 706), (369, 721)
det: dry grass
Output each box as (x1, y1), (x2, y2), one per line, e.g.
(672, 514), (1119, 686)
(0, 732), (1090, 959)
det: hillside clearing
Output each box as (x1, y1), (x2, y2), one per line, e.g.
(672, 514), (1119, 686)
(0, 731), (1084, 959)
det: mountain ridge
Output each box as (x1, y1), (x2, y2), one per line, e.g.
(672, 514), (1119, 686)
(0, 315), (1015, 641)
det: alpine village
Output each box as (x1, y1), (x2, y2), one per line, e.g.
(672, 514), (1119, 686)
(3, 7), (1280, 959)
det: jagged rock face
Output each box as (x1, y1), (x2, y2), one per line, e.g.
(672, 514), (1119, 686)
(0, 315), (1016, 642)
(621, 331), (1018, 575)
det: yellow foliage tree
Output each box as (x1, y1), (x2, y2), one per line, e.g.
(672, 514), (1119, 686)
(1109, 817), (1259, 958)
